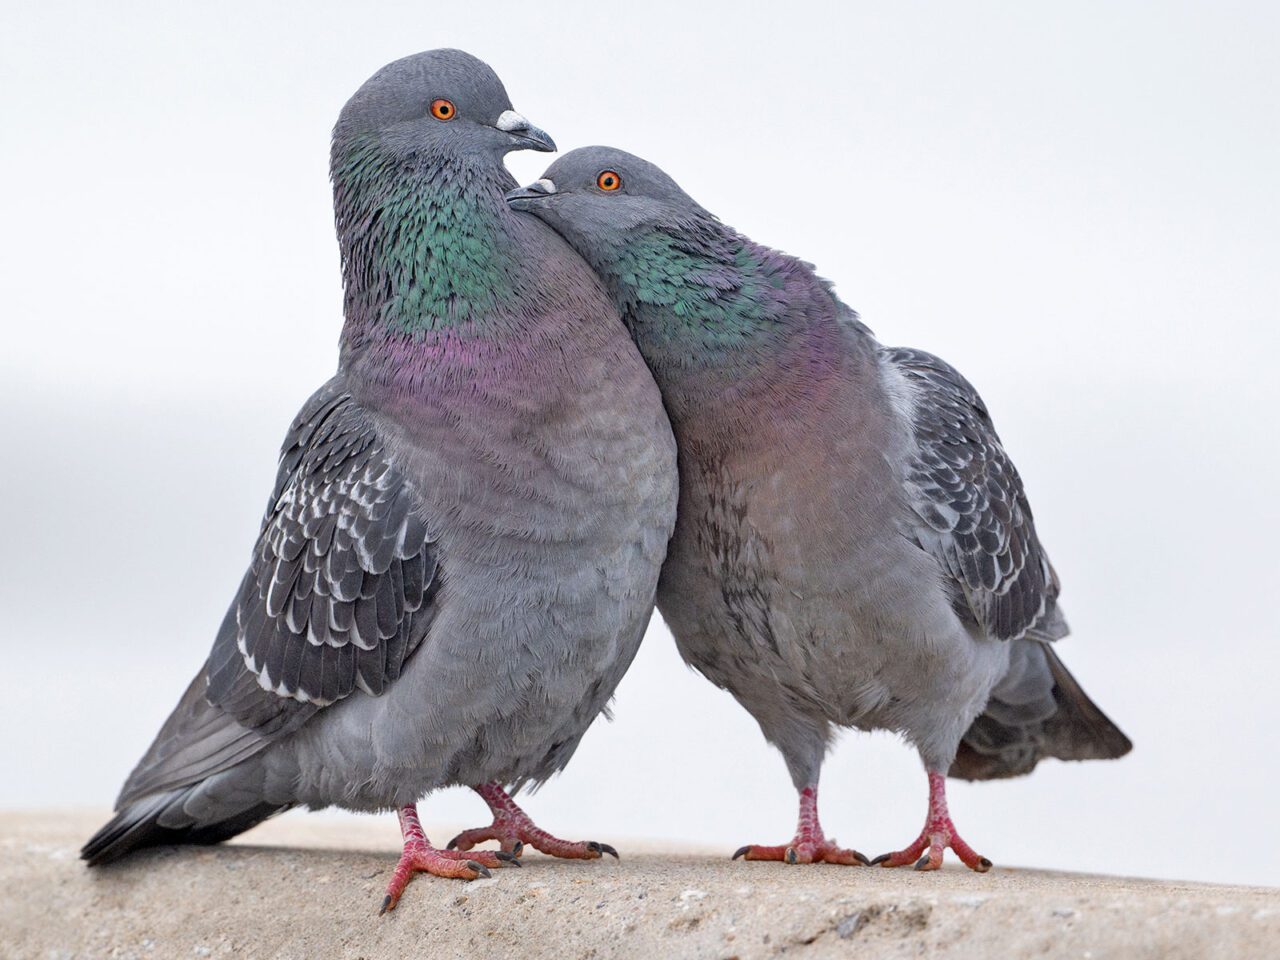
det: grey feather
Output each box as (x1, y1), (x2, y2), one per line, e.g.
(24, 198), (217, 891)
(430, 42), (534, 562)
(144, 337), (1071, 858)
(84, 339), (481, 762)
(509, 145), (1129, 802)
(888, 346), (1059, 644)
(203, 379), (440, 718)
(952, 643), (1133, 780)
(83, 53), (677, 868)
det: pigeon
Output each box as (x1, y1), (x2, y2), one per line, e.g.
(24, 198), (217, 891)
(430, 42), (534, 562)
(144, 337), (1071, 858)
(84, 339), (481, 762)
(81, 56), (677, 913)
(508, 147), (1131, 871)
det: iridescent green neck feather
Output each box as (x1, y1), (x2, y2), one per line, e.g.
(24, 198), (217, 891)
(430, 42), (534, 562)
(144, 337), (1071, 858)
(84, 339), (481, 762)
(589, 217), (855, 444)
(607, 223), (791, 354)
(332, 135), (520, 346)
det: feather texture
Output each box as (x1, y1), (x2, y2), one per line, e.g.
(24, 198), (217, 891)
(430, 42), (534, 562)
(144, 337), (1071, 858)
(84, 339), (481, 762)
(888, 346), (1059, 643)
(83, 56), (677, 868)
(206, 379), (438, 723)
(511, 145), (1129, 793)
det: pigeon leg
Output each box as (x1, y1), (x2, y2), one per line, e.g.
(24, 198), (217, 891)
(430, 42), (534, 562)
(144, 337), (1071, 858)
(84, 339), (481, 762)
(732, 784), (869, 866)
(447, 782), (618, 860)
(380, 804), (518, 913)
(872, 771), (992, 872)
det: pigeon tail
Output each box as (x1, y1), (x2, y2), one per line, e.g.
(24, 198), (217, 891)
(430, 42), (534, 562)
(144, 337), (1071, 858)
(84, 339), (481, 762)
(81, 786), (286, 866)
(950, 642), (1132, 781)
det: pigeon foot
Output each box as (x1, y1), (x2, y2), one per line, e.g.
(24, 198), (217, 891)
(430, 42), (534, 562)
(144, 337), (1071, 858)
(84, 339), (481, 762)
(732, 838), (869, 865)
(730, 783), (868, 866)
(448, 782), (619, 860)
(872, 771), (992, 873)
(380, 804), (517, 914)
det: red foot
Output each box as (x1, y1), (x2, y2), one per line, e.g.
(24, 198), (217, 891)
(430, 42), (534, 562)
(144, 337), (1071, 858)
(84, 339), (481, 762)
(733, 839), (869, 865)
(873, 772), (992, 873)
(380, 804), (518, 914)
(448, 782), (618, 861)
(731, 785), (869, 867)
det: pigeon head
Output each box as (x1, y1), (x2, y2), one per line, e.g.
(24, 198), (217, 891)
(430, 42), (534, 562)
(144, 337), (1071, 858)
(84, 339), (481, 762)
(507, 146), (833, 412)
(331, 50), (565, 349)
(506, 146), (712, 255)
(334, 48), (554, 160)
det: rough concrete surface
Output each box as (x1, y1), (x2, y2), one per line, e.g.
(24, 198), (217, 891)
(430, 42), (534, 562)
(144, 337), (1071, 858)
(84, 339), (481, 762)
(3, 811), (1277, 959)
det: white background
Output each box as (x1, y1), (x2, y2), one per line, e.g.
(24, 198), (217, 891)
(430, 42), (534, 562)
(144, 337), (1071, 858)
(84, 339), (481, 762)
(3, 1), (1277, 886)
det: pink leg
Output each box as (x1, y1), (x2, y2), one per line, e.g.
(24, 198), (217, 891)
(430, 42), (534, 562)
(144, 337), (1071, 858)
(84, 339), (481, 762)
(380, 804), (519, 914)
(872, 771), (992, 872)
(448, 783), (618, 860)
(732, 784), (869, 866)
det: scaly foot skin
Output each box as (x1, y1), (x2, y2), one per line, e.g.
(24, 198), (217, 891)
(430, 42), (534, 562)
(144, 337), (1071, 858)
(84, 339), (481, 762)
(872, 771), (992, 873)
(731, 784), (869, 866)
(381, 804), (519, 914)
(448, 782), (619, 861)
(733, 838), (869, 865)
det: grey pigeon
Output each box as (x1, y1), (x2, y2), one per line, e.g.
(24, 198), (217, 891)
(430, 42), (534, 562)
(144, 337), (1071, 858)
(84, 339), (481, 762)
(81, 57), (677, 912)
(508, 147), (1130, 871)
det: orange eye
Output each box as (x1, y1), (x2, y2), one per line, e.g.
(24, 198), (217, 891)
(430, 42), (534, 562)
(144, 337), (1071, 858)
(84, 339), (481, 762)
(596, 170), (622, 191)
(430, 98), (456, 121)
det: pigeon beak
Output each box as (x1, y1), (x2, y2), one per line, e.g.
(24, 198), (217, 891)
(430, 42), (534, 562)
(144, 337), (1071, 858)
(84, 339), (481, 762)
(506, 179), (557, 211)
(495, 110), (556, 153)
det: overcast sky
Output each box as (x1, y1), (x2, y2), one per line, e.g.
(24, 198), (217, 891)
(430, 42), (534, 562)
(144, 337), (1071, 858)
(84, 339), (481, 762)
(2, 0), (1277, 887)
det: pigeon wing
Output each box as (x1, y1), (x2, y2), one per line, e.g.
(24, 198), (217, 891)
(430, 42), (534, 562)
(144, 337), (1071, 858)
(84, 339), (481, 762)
(206, 378), (439, 724)
(887, 347), (1062, 643)
(118, 379), (439, 804)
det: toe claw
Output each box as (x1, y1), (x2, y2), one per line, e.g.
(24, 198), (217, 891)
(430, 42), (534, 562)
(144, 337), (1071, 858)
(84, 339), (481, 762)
(512, 840), (524, 857)
(784, 847), (798, 864)
(469, 862), (491, 879)
(732, 845), (751, 860)
(496, 852), (521, 866)
(854, 851), (871, 866)
(598, 843), (619, 859)
(445, 836), (460, 850)
(379, 894), (393, 916)
(977, 857), (993, 872)
(913, 856), (930, 871)
(871, 853), (891, 866)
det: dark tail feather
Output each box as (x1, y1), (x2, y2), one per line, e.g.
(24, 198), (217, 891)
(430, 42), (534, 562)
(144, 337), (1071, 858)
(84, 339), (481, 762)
(950, 643), (1132, 781)
(81, 790), (285, 867)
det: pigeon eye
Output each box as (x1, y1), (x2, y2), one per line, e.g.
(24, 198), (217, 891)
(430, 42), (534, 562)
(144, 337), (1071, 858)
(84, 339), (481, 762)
(596, 170), (622, 192)
(430, 99), (456, 121)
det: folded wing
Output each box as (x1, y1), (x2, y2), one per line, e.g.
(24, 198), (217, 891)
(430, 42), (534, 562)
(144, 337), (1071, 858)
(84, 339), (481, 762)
(887, 347), (1061, 644)
(117, 379), (440, 806)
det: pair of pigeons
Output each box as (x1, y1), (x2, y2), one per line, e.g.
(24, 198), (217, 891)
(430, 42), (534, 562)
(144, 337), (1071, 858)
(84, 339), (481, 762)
(83, 48), (1131, 912)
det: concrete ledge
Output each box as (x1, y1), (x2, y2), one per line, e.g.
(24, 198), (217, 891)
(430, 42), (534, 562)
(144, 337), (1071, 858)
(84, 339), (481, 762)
(4, 811), (1277, 959)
